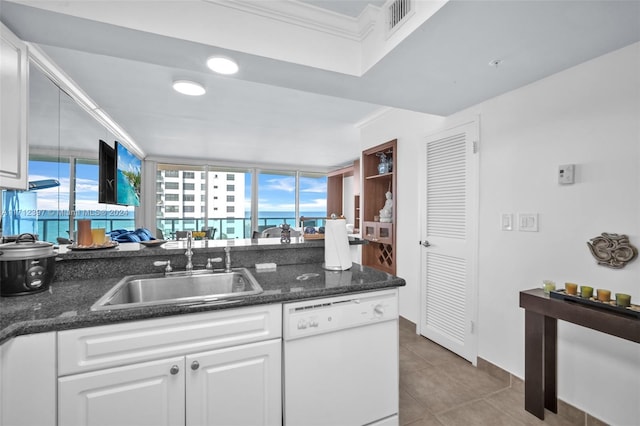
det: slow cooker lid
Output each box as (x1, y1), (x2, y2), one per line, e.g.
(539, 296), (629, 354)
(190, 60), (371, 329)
(0, 233), (55, 259)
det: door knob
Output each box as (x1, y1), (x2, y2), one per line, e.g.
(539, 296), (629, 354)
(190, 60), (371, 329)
(420, 240), (431, 247)
(191, 361), (200, 370)
(170, 365), (180, 375)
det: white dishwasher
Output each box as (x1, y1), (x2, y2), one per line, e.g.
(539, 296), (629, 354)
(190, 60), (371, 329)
(283, 288), (399, 426)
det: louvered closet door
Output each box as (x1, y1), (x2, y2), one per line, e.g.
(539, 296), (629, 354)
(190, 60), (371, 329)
(419, 121), (478, 363)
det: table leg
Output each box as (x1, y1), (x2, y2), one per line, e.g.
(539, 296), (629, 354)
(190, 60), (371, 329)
(524, 310), (545, 419)
(544, 316), (557, 413)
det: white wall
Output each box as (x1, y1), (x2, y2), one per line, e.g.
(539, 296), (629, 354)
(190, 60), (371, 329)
(359, 109), (445, 321)
(361, 42), (640, 425)
(444, 42), (639, 425)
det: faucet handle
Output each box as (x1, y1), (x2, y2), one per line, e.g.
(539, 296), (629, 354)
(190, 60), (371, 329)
(153, 260), (172, 273)
(206, 257), (223, 269)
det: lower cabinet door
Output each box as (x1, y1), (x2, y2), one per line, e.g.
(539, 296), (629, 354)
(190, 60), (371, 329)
(58, 357), (185, 426)
(186, 339), (281, 426)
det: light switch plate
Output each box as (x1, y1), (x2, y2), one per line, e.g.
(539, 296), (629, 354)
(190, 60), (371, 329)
(518, 213), (538, 232)
(500, 213), (513, 231)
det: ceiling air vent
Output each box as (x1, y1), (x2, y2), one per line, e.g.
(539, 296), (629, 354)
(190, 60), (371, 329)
(388, 0), (412, 32)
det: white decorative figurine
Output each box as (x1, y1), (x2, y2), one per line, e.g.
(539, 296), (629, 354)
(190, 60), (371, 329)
(379, 191), (393, 222)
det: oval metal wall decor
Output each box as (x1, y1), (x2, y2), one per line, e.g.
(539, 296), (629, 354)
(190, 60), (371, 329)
(587, 233), (637, 269)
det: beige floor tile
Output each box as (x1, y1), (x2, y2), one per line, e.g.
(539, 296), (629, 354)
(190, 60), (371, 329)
(438, 359), (510, 397)
(400, 364), (480, 414)
(405, 412), (446, 426)
(400, 345), (435, 374)
(436, 399), (527, 426)
(402, 337), (467, 367)
(485, 388), (580, 426)
(400, 388), (432, 425)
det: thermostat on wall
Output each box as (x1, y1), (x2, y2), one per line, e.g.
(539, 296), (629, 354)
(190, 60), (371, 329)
(558, 164), (575, 185)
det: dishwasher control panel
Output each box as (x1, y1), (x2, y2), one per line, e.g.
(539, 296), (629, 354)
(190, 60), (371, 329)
(283, 289), (398, 340)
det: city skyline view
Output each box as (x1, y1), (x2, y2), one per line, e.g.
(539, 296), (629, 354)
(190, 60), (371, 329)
(24, 160), (327, 217)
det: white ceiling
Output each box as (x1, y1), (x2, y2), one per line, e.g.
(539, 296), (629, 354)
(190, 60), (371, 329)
(2, 0), (639, 171)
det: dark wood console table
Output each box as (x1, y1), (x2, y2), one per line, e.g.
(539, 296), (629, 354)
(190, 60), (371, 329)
(519, 289), (640, 420)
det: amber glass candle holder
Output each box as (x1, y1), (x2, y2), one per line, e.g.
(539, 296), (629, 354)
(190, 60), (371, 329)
(565, 282), (578, 295)
(596, 289), (611, 302)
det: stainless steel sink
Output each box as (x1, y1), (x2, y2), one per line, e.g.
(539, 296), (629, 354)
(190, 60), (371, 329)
(91, 268), (263, 311)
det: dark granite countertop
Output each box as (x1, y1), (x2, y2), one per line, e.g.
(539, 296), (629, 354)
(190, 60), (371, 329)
(56, 236), (367, 261)
(0, 262), (404, 345)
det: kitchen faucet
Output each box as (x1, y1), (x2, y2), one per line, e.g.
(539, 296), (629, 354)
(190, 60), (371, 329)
(185, 231), (193, 272)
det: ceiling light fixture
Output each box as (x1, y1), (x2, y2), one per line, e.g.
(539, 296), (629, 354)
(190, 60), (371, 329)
(172, 80), (206, 96)
(206, 56), (239, 75)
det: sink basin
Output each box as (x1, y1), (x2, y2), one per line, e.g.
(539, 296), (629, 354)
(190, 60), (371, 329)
(91, 268), (263, 311)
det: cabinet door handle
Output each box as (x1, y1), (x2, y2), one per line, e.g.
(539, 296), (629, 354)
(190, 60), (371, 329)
(170, 365), (180, 375)
(191, 361), (200, 371)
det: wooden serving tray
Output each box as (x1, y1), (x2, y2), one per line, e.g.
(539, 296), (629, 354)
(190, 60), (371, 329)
(303, 234), (325, 240)
(550, 289), (640, 319)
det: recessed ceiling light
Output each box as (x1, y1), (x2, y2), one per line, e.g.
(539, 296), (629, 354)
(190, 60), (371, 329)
(172, 80), (206, 96)
(207, 56), (239, 75)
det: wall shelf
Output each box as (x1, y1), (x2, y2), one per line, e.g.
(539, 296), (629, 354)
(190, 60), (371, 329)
(361, 139), (397, 275)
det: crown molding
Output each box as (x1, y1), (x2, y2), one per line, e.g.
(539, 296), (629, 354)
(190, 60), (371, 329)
(203, 0), (379, 41)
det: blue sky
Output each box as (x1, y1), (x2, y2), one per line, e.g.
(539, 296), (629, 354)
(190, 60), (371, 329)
(251, 173), (327, 214)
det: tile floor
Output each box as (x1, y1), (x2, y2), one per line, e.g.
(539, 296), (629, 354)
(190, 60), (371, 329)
(398, 317), (604, 426)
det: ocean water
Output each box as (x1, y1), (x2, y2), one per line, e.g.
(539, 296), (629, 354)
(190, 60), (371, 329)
(116, 170), (140, 206)
(14, 210), (326, 243)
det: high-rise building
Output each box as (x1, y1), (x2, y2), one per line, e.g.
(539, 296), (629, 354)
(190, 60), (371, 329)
(156, 169), (246, 239)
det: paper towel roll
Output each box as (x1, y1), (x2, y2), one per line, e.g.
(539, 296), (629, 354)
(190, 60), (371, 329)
(323, 218), (352, 270)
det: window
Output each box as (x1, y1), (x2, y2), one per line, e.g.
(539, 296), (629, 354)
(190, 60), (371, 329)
(227, 195), (235, 202)
(184, 206), (195, 213)
(19, 156), (134, 243)
(201, 172), (206, 179)
(166, 206), (179, 213)
(165, 194), (179, 201)
(226, 184), (235, 191)
(257, 170), (295, 229)
(201, 184), (205, 190)
(165, 182), (179, 190)
(183, 194), (194, 202)
(299, 173), (327, 219)
(183, 172), (194, 179)
(227, 174), (235, 181)
(183, 183), (195, 191)
(165, 170), (179, 178)
(226, 227), (235, 234)
(226, 206), (235, 213)
(201, 195), (205, 201)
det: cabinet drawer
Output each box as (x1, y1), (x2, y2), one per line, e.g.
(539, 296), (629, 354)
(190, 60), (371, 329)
(363, 221), (393, 245)
(58, 304), (281, 376)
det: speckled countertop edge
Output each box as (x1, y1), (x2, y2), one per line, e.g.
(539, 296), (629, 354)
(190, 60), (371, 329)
(0, 262), (404, 345)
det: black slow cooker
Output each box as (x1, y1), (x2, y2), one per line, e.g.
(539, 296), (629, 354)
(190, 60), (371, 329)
(0, 233), (57, 296)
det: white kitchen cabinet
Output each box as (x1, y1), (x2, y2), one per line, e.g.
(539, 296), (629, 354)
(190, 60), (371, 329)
(187, 339), (281, 426)
(58, 356), (186, 426)
(57, 305), (282, 426)
(0, 332), (56, 426)
(0, 22), (29, 190)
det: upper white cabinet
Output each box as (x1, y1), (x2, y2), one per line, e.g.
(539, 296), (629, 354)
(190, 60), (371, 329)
(0, 23), (29, 190)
